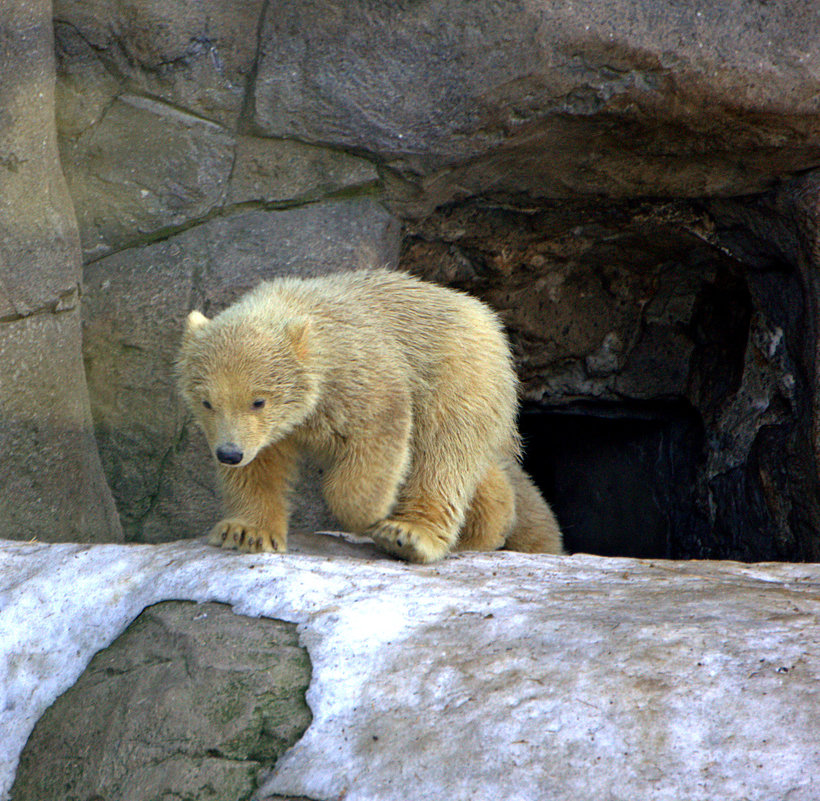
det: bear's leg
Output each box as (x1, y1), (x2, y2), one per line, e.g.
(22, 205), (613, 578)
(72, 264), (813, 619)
(368, 455), (480, 563)
(321, 442), (409, 533)
(368, 502), (460, 563)
(210, 438), (298, 553)
(503, 462), (564, 554)
(368, 391), (507, 562)
(320, 393), (414, 533)
(455, 461), (516, 552)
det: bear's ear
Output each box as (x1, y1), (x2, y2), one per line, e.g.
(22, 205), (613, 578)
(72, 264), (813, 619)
(183, 310), (210, 341)
(285, 317), (312, 362)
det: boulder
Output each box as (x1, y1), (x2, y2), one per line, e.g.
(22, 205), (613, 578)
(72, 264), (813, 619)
(0, 0), (121, 542)
(81, 199), (401, 542)
(252, 0), (820, 213)
(1, 539), (818, 801)
(0, 312), (123, 543)
(58, 91), (380, 259)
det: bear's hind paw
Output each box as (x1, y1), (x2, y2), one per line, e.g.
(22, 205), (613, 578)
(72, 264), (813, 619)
(368, 519), (452, 563)
(207, 518), (285, 554)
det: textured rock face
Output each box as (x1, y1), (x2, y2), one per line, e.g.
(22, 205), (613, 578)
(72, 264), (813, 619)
(402, 201), (731, 403)
(54, 0), (266, 129)
(0, 0), (121, 542)
(1, 539), (818, 801)
(53, 0), (379, 260)
(252, 0), (820, 212)
(10, 601), (311, 801)
(62, 94), (236, 258)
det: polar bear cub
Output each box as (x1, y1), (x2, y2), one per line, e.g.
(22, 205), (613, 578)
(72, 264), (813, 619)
(176, 269), (562, 563)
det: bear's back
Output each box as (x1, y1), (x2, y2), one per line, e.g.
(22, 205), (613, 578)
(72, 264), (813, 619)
(261, 269), (509, 361)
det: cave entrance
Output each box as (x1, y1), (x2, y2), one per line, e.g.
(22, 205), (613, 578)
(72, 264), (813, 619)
(403, 197), (820, 563)
(520, 397), (818, 563)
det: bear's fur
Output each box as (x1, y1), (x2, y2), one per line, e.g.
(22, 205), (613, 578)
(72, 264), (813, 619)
(176, 270), (562, 562)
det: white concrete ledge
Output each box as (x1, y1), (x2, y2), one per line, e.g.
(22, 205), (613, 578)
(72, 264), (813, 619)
(1, 535), (818, 801)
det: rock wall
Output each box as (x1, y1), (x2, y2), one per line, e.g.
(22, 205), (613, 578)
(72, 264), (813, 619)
(34, 0), (820, 558)
(0, 0), (121, 542)
(252, 0), (820, 211)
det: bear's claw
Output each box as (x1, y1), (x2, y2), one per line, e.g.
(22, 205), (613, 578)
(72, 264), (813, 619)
(207, 518), (285, 554)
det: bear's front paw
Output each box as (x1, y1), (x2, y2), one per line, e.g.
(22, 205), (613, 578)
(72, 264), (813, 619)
(368, 519), (451, 564)
(207, 518), (285, 554)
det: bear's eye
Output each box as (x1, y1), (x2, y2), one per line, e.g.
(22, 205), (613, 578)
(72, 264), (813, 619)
(202, 400), (213, 410)
(252, 399), (265, 410)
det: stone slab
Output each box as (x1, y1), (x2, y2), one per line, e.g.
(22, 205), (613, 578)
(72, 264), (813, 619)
(1, 538), (817, 801)
(10, 601), (311, 801)
(252, 0), (820, 213)
(0, 0), (122, 543)
(61, 94), (235, 259)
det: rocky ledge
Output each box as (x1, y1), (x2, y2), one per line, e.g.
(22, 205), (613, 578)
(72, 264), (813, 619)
(1, 536), (818, 801)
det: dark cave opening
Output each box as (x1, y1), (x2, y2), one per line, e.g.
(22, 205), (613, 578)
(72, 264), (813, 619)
(520, 398), (817, 562)
(520, 404), (707, 560)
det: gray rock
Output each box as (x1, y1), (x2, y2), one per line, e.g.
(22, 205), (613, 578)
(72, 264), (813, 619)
(53, 18), (119, 138)
(61, 94), (235, 259)
(56, 88), (382, 260)
(0, 311), (122, 542)
(10, 601), (311, 801)
(60, 108), (382, 258)
(227, 135), (379, 207)
(81, 199), (401, 542)
(53, 3), (382, 260)
(0, 11), (79, 315)
(0, 0), (121, 543)
(252, 0), (820, 213)
(53, 0), (266, 129)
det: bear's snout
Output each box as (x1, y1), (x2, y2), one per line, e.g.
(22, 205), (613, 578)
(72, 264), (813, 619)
(216, 444), (243, 465)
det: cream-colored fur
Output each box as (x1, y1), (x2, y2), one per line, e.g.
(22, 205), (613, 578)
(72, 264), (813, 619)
(176, 269), (563, 563)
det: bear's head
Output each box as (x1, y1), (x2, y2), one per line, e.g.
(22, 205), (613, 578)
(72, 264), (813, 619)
(176, 309), (320, 468)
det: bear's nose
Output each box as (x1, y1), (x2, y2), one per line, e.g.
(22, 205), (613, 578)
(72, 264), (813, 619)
(216, 444), (243, 465)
